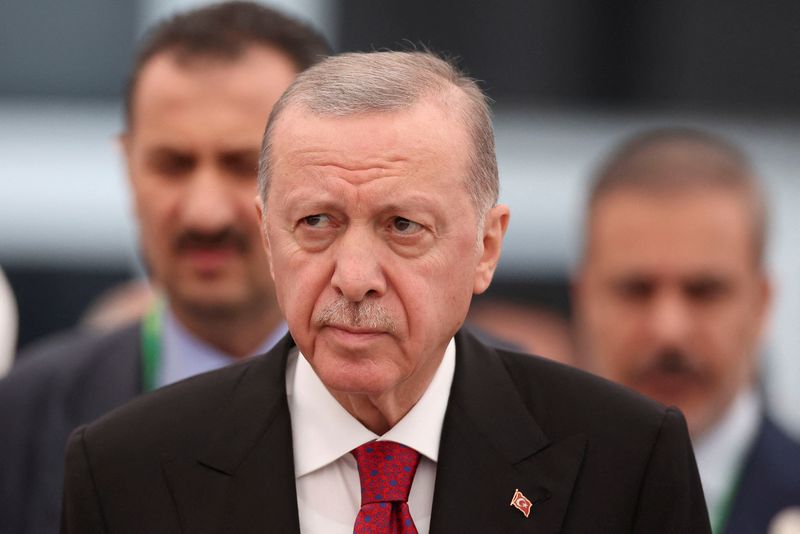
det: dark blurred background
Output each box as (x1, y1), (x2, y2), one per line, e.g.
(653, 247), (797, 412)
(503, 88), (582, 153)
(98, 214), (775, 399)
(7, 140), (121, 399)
(1, 0), (798, 428)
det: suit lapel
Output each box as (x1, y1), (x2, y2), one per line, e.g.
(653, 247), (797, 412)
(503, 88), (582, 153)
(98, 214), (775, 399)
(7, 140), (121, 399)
(161, 335), (301, 534)
(157, 330), (585, 533)
(430, 331), (586, 533)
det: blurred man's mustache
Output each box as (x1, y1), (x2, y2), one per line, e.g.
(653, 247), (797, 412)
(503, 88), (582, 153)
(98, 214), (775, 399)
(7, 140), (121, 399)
(174, 228), (248, 253)
(638, 348), (705, 380)
(314, 297), (397, 334)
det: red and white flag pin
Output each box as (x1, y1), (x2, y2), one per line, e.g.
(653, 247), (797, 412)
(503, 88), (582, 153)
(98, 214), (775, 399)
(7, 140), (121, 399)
(510, 488), (533, 518)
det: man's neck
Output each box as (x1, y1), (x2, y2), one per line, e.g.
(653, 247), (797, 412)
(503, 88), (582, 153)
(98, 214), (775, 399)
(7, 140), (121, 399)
(171, 304), (283, 359)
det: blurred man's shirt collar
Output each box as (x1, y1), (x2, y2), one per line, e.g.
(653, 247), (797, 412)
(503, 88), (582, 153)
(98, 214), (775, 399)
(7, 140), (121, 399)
(693, 386), (761, 529)
(158, 307), (288, 388)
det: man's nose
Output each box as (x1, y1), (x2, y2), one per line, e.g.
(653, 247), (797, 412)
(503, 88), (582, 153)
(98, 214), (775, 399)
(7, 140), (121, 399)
(330, 228), (387, 303)
(647, 290), (692, 345)
(181, 168), (237, 231)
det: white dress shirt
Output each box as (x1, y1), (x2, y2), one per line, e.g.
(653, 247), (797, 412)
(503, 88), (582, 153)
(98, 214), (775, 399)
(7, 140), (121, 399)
(693, 387), (761, 532)
(286, 339), (456, 534)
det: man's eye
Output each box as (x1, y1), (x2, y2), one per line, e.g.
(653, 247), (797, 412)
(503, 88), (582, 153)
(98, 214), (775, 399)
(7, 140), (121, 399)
(302, 214), (331, 227)
(615, 279), (654, 300)
(685, 278), (729, 301)
(391, 217), (422, 234)
(150, 153), (195, 176)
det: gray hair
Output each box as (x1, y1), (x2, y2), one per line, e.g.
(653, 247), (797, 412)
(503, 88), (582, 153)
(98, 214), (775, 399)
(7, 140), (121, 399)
(585, 126), (768, 265)
(257, 50), (498, 217)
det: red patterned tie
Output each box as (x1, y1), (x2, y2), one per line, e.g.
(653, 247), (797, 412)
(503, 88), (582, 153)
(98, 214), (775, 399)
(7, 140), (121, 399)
(351, 440), (421, 534)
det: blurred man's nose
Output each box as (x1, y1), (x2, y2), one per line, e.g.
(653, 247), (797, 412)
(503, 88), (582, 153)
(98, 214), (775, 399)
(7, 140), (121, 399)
(181, 168), (236, 232)
(647, 289), (692, 346)
(330, 227), (387, 303)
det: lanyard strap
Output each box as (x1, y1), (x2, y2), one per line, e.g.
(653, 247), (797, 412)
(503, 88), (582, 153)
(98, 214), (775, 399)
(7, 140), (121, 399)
(140, 299), (164, 393)
(711, 458), (745, 534)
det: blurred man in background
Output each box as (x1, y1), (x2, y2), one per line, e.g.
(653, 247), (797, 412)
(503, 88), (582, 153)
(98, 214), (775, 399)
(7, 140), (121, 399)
(573, 127), (800, 534)
(0, 3), (330, 533)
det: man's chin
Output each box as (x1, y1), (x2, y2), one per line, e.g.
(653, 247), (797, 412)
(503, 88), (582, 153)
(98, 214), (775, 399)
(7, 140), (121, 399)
(310, 354), (401, 398)
(632, 374), (706, 410)
(170, 289), (253, 320)
(180, 248), (242, 275)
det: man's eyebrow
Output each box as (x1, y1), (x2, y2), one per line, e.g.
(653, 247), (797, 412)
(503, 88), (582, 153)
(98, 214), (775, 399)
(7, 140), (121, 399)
(145, 145), (190, 155)
(219, 148), (261, 158)
(218, 149), (260, 167)
(281, 187), (341, 209)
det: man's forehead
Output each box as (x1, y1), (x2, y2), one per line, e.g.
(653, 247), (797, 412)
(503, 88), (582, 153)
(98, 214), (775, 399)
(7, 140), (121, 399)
(587, 189), (755, 264)
(270, 101), (469, 172)
(130, 46), (296, 123)
(590, 186), (753, 232)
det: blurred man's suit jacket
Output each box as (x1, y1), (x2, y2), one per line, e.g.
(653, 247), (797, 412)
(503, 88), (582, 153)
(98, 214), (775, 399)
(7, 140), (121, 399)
(723, 416), (800, 534)
(0, 324), (142, 534)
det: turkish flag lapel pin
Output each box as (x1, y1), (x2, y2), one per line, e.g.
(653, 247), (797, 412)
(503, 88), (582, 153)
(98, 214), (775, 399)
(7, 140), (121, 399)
(510, 488), (533, 518)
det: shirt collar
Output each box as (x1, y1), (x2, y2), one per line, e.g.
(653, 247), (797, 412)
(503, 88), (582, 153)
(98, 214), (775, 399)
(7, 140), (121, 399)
(160, 307), (287, 387)
(693, 387), (761, 523)
(287, 338), (456, 477)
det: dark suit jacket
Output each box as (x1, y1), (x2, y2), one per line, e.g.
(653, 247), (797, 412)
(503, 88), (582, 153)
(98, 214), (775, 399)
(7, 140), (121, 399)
(61, 330), (710, 533)
(0, 323), (142, 534)
(723, 416), (800, 534)
(0, 320), (508, 534)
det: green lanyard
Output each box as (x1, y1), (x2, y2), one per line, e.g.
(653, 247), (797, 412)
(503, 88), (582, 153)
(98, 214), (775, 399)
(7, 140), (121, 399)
(710, 458), (745, 534)
(140, 299), (165, 393)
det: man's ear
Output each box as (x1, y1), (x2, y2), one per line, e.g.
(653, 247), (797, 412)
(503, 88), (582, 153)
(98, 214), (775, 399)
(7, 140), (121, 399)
(118, 132), (133, 175)
(118, 132), (141, 218)
(752, 271), (773, 340)
(473, 204), (510, 294)
(255, 197), (276, 281)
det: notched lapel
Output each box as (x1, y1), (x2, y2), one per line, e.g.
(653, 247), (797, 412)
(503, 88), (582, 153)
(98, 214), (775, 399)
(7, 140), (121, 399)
(161, 454), (231, 533)
(429, 332), (586, 533)
(161, 335), (301, 533)
(431, 402), (586, 533)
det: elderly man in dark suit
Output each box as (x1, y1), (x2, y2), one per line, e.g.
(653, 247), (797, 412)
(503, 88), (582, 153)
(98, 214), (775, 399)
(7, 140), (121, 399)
(62, 51), (711, 533)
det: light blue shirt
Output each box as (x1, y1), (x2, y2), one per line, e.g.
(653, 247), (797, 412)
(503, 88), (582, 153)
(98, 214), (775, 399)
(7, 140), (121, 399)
(156, 308), (288, 388)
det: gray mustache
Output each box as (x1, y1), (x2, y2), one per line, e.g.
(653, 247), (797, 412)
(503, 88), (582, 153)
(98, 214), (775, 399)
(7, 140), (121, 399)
(313, 297), (397, 334)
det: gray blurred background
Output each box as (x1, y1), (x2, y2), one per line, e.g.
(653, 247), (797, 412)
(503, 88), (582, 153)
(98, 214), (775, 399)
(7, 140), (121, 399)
(1, 0), (798, 433)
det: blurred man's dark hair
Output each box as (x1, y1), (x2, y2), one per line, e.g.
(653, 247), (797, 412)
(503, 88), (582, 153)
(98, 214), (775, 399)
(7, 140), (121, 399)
(585, 126), (767, 264)
(124, 1), (332, 126)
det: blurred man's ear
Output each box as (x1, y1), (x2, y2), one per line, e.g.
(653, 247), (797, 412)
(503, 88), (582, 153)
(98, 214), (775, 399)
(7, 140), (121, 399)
(117, 132), (141, 219)
(117, 131), (132, 166)
(473, 204), (510, 294)
(753, 272), (773, 340)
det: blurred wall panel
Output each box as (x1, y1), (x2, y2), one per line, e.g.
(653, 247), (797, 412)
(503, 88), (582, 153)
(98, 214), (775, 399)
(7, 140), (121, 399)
(338, 0), (800, 114)
(0, 0), (137, 98)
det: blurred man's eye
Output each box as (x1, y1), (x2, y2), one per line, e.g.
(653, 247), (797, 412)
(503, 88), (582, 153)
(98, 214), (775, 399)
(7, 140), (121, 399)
(614, 278), (654, 300)
(684, 278), (730, 301)
(148, 151), (195, 177)
(221, 152), (259, 179)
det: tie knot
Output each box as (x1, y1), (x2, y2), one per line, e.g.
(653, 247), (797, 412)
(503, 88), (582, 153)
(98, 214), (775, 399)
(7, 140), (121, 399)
(351, 441), (421, 505)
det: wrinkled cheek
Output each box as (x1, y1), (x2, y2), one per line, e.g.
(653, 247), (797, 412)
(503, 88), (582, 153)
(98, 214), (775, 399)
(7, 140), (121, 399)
(278, 254), (327, 341)
(269, 254), (296, 318)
